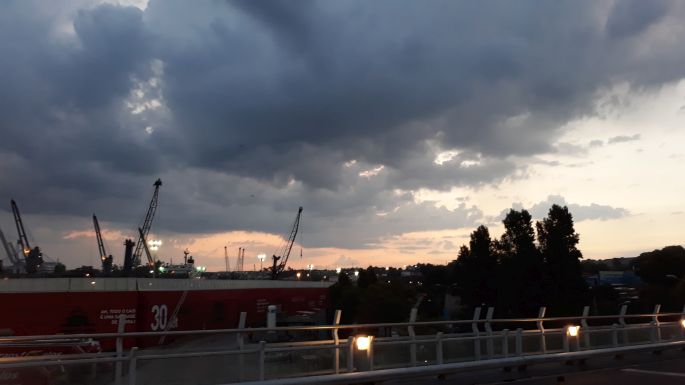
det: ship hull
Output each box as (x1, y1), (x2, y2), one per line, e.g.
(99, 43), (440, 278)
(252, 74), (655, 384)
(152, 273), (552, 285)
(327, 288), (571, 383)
(1, 278), (330, 350)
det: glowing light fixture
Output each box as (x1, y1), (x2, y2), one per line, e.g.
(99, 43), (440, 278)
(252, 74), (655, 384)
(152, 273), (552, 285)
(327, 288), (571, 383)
(335, 267), (341, 274)
(148, 239), (162, 251)
(567, 325), (580, 337)
(680, 319), (685, 328)
(356, 336), (370, 351)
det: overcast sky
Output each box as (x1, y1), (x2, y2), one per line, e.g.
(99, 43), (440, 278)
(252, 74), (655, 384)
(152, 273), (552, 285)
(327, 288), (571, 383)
(0, 0), (684, 270)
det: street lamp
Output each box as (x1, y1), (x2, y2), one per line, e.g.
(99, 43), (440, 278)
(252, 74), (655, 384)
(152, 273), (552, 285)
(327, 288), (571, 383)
(257, 253), (266, 271)
(306, 264), (314, 271)
(335, 267), (341, 274)
(564, 325), (580, 352)
(148, 239), (162, 251)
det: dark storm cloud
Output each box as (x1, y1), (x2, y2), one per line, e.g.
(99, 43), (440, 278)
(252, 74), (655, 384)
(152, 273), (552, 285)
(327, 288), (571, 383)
(606, 0), (670, 39)
(0, 0), (683, 253)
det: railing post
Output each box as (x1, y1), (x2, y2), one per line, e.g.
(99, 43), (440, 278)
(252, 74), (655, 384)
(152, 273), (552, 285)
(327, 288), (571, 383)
(368, 336), (375, 371)
(581, 306), (590, 349)
(332, 309), (342, 374)
(485, 307), (494, 359)
(258, 340), (266, 381)
(471, 307), (481, 360)
(563, 326), (570, 352)
(652, 304), (661, 341)
(619, 304), (628, 344)
(502, 329), (509, 358)
(515, 328), (523, 356)
(436, 332), (444, 364)
(536, 307), (546, 354)
(127, 347), (138, 385)
(237, 312), (247, 382)
(611, 323), (619, 348)
(115, 313), (126, 385)
(408, 307), (418, 366)
(681, 305), (685, 339)
(347, 336), (354, 372)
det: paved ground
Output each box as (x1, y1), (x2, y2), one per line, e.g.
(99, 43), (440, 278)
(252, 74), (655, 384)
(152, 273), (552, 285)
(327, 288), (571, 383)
(389, 348), (685, 385)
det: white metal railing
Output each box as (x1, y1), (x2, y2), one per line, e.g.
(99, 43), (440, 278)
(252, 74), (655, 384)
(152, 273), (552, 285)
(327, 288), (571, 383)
(1, 304), (684, 385)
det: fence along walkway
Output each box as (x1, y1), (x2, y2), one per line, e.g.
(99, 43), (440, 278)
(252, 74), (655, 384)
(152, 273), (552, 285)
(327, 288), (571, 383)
(1, 304), (685, 385)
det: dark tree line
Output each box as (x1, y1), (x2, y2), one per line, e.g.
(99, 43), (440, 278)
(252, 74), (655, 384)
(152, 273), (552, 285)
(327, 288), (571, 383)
(453, 204), (587, 317)
(329, 204), (591, 323)
(633, 245), (685, 311)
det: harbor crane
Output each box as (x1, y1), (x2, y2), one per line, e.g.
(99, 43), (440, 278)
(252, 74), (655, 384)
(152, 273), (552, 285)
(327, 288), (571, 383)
(132, 179), (162, 267)
(271, 206), (303, 280)
(93, 215), (113, 274)
(10, 199), (43, 274)
(0, 225), (23, 273)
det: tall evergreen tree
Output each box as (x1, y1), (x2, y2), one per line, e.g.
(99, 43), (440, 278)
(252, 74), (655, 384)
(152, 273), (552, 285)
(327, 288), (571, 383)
(536, 205), (587, 313)
(469, 226), (497, 306)
(496, 209), (544, 316)
(455, 226), (496, 308)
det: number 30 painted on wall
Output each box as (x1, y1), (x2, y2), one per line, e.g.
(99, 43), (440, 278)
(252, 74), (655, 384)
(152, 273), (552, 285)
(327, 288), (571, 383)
(150, 304), (168, 331)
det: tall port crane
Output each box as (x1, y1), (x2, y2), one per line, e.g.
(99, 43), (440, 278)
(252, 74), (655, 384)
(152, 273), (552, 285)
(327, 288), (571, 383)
(132, 179), (162, 267)
(271, 206), (303, 280)
(0, 225), (23, 272)
(10, 199), (43, 274)
(93, 215), (113, 274)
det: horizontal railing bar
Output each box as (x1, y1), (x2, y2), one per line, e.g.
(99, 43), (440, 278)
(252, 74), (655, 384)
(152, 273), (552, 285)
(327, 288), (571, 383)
(267, 344), (341, 353)
(1, 312), (681, 343)
(0, 351), (118, 364)
(263, 339), (336, 348)
(0, 355), (125, 369)
(138, 348), (260, 360)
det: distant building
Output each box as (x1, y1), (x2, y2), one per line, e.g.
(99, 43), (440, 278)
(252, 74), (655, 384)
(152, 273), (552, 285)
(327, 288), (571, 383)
(586, 270), (643, 304)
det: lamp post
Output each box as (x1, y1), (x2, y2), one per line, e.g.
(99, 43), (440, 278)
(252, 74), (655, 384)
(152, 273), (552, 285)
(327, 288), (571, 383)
(148, 240), (162, 277)
(257, 253), (266, 271)
(564, 325), (580, 352)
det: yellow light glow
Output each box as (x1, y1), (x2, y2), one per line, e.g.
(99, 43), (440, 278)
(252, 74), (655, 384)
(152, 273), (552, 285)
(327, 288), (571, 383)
(567, 325), (580, 337)
(680, 319), (685, 328)
(356, 336), (370, 351)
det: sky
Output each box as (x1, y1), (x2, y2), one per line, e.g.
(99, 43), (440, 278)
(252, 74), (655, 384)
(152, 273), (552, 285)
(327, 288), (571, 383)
(0, 0), (683, 271)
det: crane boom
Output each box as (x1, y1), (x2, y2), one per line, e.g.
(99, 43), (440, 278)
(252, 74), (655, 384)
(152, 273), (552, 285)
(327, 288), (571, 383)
(138, 227), (155, 267)
(10, 199), (30, 256)
(10, 199), (43, 273)
(133, 179), (162, 267)
(93, 215), (113, 273)
(93, 215), (107, 261)
(271, 207), (303, 280)
(0, 226), (21, 266)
